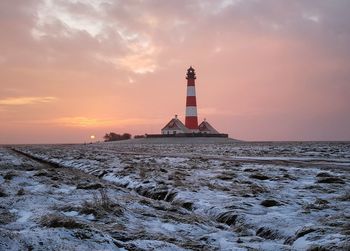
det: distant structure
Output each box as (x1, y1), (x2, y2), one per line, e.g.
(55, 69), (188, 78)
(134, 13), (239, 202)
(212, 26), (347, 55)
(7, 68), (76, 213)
(147, 67), (228, 138)
(198, 118), (219, 134)
(161, 115), (190, 135)
(185, 66), (199, 131)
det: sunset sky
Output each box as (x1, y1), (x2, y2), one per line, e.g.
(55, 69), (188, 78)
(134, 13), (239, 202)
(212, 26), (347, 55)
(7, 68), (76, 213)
(1, 0), (350, 143)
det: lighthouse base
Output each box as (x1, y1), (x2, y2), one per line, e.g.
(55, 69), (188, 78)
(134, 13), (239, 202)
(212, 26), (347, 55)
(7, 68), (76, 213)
(146, 133), (228, 138)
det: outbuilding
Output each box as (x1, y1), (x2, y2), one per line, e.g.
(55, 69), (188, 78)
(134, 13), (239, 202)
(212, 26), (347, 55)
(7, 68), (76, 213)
(161, 115), (191, 135)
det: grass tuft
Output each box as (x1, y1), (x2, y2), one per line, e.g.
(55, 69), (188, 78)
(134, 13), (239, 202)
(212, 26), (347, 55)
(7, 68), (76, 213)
(4, 171), (17, 180)
(0, 186), (7, 197)
(40, 213), (85, 229)
(17, 188), (25, 196)
(80, 189), (123, 218)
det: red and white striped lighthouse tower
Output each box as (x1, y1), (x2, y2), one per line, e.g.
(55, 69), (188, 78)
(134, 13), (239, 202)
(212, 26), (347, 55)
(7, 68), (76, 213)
(185, 66), (199, 131)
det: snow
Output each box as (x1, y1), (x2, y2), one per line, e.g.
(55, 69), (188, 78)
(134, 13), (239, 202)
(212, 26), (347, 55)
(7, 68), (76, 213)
(63, 211), (79, 217)
(1, 142), (349, 250)
(16, 211), (32, 223)
(55, 185), (76, 194)
(125, 240), (187, 251)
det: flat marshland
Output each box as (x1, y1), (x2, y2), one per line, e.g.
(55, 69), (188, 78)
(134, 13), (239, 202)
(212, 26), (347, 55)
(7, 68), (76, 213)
(0, 140), (349, 250)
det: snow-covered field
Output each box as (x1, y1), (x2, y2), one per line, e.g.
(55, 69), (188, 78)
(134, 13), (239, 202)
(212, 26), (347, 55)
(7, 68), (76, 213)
(1, 141), (349, 250)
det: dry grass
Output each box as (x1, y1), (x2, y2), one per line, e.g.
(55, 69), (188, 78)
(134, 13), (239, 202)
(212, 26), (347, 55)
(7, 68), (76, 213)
(139, 167), (147, 179)
(316, 176), (345, 184)
(33, 170), (49, 177)
(0, 186), (7, 197)
(0, 208), (15, 224)
(303, 198), (330, 210)
(80, 189), (123, 218)
(16, 188), (25, 196)
(40, 213), (86, 229)
(261, 199), (281, 207)
(249, 173), (270, 180)
(4, 171), (17, 180)
(338, 192), (350, 201)
(76, 182), (104, 190)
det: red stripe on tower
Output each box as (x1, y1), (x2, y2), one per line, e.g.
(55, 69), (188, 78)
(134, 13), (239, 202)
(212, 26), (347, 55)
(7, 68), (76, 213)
(186, 96), (196, 106)
(185, 66), (199, 131)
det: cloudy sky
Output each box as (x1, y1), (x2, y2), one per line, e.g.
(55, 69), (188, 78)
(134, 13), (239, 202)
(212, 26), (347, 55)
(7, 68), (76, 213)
(0, 0), (349, 143)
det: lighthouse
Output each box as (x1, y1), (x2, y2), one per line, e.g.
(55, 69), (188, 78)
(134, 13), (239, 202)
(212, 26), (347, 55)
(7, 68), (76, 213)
(155, 66), (228, 138)
(185, 66), (199, 131)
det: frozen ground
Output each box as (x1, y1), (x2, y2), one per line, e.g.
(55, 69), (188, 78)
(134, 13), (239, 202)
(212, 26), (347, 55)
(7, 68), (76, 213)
(0, 141), (349, 250)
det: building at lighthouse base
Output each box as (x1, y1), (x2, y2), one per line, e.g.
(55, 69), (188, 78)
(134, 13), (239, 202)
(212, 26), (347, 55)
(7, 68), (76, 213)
(146, 115), (228, 138)
(161, 115), (191, 135)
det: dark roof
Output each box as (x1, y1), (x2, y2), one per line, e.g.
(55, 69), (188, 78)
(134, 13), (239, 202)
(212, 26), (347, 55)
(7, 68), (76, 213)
(198, 120), (219, 134)
(162, 117), (191, 133)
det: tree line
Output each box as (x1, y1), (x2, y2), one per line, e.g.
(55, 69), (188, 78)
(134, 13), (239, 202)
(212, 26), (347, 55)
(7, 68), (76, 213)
(103, 132), (145, 142)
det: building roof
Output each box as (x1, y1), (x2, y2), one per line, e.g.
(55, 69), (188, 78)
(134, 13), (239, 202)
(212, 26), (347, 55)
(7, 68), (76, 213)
(161, 116), (191, 133)
(198, 120), (219, 134)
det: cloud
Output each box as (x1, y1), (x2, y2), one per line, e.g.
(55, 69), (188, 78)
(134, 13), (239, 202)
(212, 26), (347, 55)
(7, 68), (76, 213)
(117, 53), (158, 74)
(53, 116), (165, 128)
(0, 0), (350, 141)
(0, 97), (57, 105)
(198, 107), (235, 116)
(54, 116), (114, 127)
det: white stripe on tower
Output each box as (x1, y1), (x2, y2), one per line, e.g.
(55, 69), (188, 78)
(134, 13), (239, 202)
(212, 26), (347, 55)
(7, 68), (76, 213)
(186, 106), (197, 116)
(186, 86), (196, 96)
(185, 66), (199, 131)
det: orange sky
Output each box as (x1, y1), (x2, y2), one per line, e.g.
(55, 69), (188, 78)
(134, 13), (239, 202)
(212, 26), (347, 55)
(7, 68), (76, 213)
(1, 0), (350, 143)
